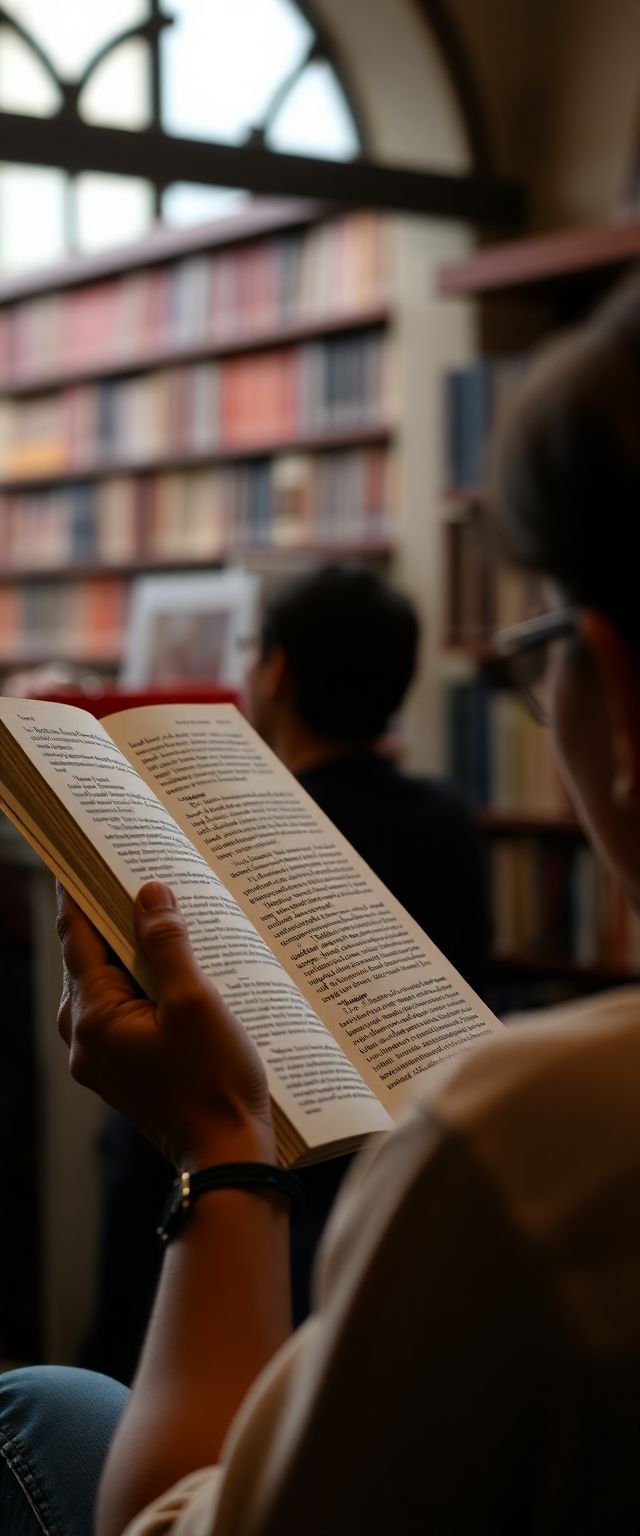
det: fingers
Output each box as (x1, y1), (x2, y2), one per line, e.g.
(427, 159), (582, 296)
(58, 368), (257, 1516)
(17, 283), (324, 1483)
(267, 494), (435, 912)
(134, 881), (204, 1005)
(57, 965), (72, 1046)
(55, 884), (132, 1050)
(55, 883), (110, 977)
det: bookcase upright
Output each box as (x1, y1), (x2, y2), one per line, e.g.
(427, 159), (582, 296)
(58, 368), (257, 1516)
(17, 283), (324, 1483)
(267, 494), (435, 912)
(437, 218), (640, 1006)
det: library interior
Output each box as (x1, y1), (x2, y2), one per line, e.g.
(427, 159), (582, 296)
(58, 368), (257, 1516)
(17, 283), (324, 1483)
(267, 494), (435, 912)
(1, 2), (640, 1533)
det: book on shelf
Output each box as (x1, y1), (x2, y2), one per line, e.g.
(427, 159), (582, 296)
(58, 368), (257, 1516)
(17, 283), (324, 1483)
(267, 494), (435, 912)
(0, 446), (394, 577)
(0, 587), (19, 656)
(0, 577), (127, 667)
(0, 698), (502, 1167)
(0, 210), (397, 683)
(445, 680), (571, 817)
(444, 355), (529, 491)
(445, 360), (492, 492)
(444, 503), (539, 643)
(445, 505), (492, 643)
(97, 478), (143, 564)
(0, 213), (392, 386)
(488, 833), (640, 972)
(270, 454), (312, 547)
(0, 333), (388, 478)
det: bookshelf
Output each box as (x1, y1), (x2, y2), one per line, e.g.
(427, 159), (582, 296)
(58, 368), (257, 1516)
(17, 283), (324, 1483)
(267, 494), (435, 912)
(0, 200), (399, 684)
(437, 218), (640, 298)
(0, 429), (393, 490)
(437, 218), (640, 1005)
(2, 306), (392, 397)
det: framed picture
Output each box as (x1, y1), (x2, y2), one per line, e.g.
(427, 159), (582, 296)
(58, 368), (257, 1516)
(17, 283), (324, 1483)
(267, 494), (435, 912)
(121, 569), (259, 688)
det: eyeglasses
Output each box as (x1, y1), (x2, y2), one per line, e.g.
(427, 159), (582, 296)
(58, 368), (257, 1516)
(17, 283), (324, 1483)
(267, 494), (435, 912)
(492, 607), (580, 723)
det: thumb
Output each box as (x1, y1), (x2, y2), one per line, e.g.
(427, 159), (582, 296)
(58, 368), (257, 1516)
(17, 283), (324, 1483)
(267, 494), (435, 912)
(134, 882), (201, 1002)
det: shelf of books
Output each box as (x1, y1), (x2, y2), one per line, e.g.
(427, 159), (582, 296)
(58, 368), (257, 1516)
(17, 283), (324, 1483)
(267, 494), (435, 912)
(445, 671), (640, 1000)
(0, 201), (399, 685)
(438, 218), (640, 1005)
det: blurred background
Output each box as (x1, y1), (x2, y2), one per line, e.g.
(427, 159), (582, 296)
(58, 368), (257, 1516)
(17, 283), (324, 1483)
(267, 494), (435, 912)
(0, 0), (639, 1370)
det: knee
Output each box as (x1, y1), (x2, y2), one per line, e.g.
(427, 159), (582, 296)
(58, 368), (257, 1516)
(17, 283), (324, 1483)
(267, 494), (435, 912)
(0, 1367), (129, 1536)
(0, 1364), (129, 1455)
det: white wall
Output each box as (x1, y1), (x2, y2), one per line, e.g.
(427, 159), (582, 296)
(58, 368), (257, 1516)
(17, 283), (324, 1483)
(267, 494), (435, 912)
(446, 0), (640, 227)
(533, 0), (640, 224)
(314, 0), (470, 167)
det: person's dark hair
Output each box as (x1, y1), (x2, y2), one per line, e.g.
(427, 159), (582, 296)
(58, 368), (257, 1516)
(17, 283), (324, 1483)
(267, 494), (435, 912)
(494, 265), (640, 648)
(260, 564), (420, 741)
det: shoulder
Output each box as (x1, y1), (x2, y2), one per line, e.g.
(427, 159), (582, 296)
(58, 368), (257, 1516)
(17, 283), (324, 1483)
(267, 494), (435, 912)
(308, 987), (640, 1394)
(123, 1468), (224, 1536)
(397, 768), (479, 828)
(333, 984), (640, 1256)
(409, 986), (640, 1259)
(426, 983), (640, 1135)
(219, 1000), (640, 1531)
(367, 764), (477, 833)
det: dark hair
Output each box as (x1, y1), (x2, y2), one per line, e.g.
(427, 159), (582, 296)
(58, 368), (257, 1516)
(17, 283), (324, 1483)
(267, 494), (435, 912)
(261, 564), (420, 741)
(494, 265), (640, 648)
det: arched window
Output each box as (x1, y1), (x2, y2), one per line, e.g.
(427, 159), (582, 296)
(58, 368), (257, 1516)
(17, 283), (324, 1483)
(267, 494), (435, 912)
(0, 0), (362, 270)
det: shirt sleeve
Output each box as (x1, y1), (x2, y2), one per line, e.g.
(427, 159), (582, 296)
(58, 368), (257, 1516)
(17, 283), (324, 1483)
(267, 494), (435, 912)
(124, 988), (640, 1536)
(123, 1076), (542, 1536)
(211, 1101), (541, 1536)
(122, 1468), (224, 1536)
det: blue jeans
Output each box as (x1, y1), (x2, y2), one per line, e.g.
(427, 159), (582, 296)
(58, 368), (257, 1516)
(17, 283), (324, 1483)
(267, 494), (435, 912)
(0, 1366), (129, 1536)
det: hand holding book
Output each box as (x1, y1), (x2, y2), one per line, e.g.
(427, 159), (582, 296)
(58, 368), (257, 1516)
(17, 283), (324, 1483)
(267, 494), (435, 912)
(56, 878), (276, 1173)
(0, 697), (503, 1165)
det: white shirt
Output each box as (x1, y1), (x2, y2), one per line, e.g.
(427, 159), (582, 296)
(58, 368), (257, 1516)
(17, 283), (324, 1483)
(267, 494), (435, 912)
(126, 986), (640, 1535)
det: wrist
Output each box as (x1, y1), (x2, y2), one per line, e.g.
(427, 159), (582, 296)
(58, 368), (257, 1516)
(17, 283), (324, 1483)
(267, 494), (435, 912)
(158, 1161), (302, 1244)
(180, 1114), (277, 1173)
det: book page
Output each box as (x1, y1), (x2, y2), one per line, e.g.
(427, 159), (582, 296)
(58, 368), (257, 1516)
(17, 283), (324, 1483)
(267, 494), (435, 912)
(106, 704), (503, 1121)
(0, 698), (390, 1153)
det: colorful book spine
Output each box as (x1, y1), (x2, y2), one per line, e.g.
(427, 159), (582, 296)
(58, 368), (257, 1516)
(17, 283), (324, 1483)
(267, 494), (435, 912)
(0, 214), (393, 386)
(443, 354), (529, 490)
(445, 681), (570, 816)
(444, 506), (539, 643)
(0, 447), (393, 576)
(0, 212), (397, 689)
(488, 833), (640, 972)
(0, 331), (387, 475)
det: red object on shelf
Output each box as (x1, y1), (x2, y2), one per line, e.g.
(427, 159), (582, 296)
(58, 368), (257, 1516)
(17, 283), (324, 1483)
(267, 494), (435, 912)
(27, 684), (244, 719)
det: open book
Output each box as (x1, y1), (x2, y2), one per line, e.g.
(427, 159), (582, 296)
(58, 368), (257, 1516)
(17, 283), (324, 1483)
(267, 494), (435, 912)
(0, 699), (502, 1165)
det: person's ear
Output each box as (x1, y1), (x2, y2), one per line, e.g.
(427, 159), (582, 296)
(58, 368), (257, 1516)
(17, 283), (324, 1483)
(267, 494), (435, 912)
(261, 643), (290, 702)
(582, 612), (640, 805)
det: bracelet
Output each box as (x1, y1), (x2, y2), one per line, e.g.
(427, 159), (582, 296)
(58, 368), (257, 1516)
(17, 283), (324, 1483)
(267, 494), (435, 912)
(157, 1161), (305, 1244)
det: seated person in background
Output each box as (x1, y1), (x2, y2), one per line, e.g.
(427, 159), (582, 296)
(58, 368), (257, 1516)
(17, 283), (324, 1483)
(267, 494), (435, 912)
(3, 268), (640, 1536)
(80, 564), (489, 1381)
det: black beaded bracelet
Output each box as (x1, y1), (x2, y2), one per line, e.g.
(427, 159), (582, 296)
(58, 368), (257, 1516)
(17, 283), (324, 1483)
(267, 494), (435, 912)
(157, 1161), (305, 1243)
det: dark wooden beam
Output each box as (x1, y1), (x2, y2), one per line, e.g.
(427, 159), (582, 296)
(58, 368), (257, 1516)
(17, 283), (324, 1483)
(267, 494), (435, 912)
(0, 112), (525, 226)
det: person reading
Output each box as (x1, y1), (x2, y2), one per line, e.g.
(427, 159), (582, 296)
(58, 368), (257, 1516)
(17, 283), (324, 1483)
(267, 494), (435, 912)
(3, 268), (640, 1534)
(80, 563), (489, 1383)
